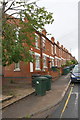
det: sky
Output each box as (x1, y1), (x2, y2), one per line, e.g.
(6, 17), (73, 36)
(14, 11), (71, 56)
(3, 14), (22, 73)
(36, 0), (79, 60)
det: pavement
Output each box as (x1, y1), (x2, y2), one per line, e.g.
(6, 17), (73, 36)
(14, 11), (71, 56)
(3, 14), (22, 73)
(2, 73), (71, 118)
(0, 87), (35, 108)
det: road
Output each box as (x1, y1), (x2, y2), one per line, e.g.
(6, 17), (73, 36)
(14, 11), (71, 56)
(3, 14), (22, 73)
(48, 83), (80, 119)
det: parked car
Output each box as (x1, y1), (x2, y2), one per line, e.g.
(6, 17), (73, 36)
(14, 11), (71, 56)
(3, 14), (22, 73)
(70, 64), (80, 83)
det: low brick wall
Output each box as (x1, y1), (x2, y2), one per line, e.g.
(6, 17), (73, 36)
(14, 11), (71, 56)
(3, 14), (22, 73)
(49, 67), (63, 81)
(2, 68), (63, 85)
(31, 71), (48, 76)
(2, 76), (32, 85)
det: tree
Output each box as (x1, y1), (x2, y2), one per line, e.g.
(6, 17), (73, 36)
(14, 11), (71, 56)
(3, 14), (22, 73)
(2, 0), (54, 66)
(71, 59), (78, 64)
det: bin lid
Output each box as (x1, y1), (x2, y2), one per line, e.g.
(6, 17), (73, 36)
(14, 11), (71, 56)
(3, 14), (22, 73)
(35, 76), (48, 81)
(63, 67), (70, 69)
(43, 75), (52, 79)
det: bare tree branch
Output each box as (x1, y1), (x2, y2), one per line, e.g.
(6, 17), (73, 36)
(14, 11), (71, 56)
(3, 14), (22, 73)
(4, 1), (15, 13)
(8, 4), (25, 9)
(8, 8), (25, 11)
(7, 12), (20, 18)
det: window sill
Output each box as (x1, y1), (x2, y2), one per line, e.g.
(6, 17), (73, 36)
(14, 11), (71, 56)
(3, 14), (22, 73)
(35, 68), (41, 71)
(14, 68), (20, 72)
(43, 66), (48, 69)
(42, 69), (45, 71)
(36, 47), (40, 50)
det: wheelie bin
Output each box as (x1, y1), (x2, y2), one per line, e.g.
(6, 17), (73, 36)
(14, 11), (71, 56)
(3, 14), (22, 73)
(35, 77), (48, 96)
(32, 74), (41, 87)
(43, 75), (52, 91)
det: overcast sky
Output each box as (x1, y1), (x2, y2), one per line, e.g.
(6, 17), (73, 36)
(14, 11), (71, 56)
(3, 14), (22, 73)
(36, 0), (79, 60)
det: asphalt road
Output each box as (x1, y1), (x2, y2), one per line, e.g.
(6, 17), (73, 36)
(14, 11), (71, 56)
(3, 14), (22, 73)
(49, 83), (80, 119)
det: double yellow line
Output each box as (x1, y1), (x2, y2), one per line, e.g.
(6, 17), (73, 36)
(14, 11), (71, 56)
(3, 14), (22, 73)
(60, 84), (74, 118)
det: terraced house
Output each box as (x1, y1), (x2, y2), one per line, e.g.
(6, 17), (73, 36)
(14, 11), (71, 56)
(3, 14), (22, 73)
(3, 19), (76, 84)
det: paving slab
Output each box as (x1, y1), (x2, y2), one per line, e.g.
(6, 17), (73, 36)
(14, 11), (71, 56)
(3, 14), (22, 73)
(2, 87), (35, 108)
(0, 95), (14, 103)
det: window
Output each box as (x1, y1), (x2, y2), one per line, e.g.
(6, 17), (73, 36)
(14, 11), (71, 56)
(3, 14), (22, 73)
(55, 45), (56, 54)
(43, 56), (47, 68)
(14, 62), (20, 71)
(35, 56), (40, 70)
(15, 27), (20, 42)
(51, 45), (54, 54)
(42, 37), (46, 49)
(55, 59), (57, 66)
(35, 33), (39, 49)
(16, 31), (19, 39)
(51, 59), (54, 66)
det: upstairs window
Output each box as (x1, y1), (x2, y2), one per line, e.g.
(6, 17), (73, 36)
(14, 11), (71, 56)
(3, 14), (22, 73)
(35, 33), (39, 49)
(43, 56), (47, 68)
(51, 44), (54, 54)
(15, 27), (20, 42)
(14, 62), (20, 71)
(15, 31), (19, 40)
(42, 37), (46, 49)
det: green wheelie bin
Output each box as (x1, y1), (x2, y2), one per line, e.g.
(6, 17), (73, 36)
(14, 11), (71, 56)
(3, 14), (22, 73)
(43, 75), (52, 91)
(69, 65), (73, 71)
(35, 77), (48, 96)
(51, 66), (58, 71)
(32, 74), (41, 87)
(62, 67), (70, 75)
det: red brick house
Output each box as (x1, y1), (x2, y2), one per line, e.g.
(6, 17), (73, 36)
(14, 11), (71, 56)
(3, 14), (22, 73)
(3, 17), (76, 84)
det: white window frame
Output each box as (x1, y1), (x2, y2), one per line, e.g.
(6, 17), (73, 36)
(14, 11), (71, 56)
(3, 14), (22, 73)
(30, 62), (33, 72)
(42, 37), (46, 49)
(35, 55), (41, 70)
(15, 27), (20, 42)
(15, 31), (19, 39)
(35, 33), (39, 49)
(51, 59), (54, 66)
(43, 56), (47, 68)
(14, 62), (20, 71)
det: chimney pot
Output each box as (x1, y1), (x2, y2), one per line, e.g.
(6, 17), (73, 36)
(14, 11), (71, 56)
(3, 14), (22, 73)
(57, 41), (59, 46)
(51, 37), (55, 43)
(42, 29), (47, 36)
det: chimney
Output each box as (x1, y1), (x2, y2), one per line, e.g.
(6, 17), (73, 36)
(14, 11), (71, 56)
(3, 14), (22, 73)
(51, 37), (55, 43)
(42, 29), (47, 36)
(57, 41), (59, 46)
(61, 45), (63, 49)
